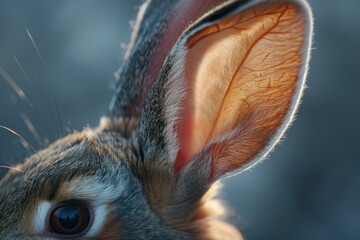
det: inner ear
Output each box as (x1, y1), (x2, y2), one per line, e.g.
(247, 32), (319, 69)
(175, 2), (306, 172)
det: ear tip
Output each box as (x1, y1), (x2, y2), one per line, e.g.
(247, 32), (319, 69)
(293, 0), (314, 28)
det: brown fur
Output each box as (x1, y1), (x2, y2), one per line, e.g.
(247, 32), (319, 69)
(96, 208), (123, 239)
(0, 0), (312, 239)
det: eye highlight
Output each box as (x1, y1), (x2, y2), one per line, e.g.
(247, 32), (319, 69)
(49, 200), (93, 237)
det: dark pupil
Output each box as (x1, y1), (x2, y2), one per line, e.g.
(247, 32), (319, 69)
(50, 203), (90, 235)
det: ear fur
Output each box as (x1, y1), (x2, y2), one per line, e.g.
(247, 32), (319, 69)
(110, 0), (237, 118)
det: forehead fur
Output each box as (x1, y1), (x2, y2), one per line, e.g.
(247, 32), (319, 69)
(0, 127), (142, 236)
(1, 126), (136, 182)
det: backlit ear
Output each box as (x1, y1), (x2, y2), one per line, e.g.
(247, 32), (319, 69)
(139, 0), (313, 181)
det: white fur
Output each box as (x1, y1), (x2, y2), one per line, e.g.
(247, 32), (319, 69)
(164, 46), (188, 163)
(114, 0), (151, 79)
(84, 204), (108, 237)
(62, 176), (127, 204)
(33, 200), (51, 234)
(124, 0), (151, 61)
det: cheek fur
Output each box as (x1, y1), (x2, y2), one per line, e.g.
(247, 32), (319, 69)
(33, 200), (51, 234)
(84, 204), (108, 237)
(93, 207), (122, 238)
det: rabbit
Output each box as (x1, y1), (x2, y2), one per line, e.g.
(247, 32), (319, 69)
(0, 0), (313, 239)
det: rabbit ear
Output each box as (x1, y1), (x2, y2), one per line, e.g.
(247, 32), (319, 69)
(139, 0), (313, 181)
(110, 0), (229, 117)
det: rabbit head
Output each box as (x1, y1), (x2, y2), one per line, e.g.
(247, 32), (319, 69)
(0, 0), (313, 239)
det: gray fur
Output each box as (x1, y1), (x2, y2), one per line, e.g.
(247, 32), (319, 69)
(0, 130), (192, 239)
(0, 0), (313, 239)
(110, 0), (177, 117)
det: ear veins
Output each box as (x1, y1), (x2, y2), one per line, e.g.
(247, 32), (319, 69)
(175, 3), (305, 173)
(204, 7), (288, 141)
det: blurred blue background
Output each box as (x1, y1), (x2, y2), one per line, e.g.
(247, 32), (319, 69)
(0, 1), (359, 239)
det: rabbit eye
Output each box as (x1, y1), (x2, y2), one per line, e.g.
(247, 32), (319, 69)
(49, 200), (92, 237)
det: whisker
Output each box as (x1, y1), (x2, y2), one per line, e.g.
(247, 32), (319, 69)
(0, 165), (33, 184)
(21, 113), (44, 147)
(49, 85), (64, 137)
(0, 65), (54, 141)
(0, 165), (24, 173)
(13, 55), (32, 87)
(14, 96), (55, 142)
(0, 66), (34, 108)
(0, 125), (36, 153)
(12, 55), (57, 142)
(26, 27), (45, 65)
(26, 28), (64, 137)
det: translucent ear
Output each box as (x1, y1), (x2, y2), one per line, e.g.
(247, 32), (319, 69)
(139, 0), (313, 180)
